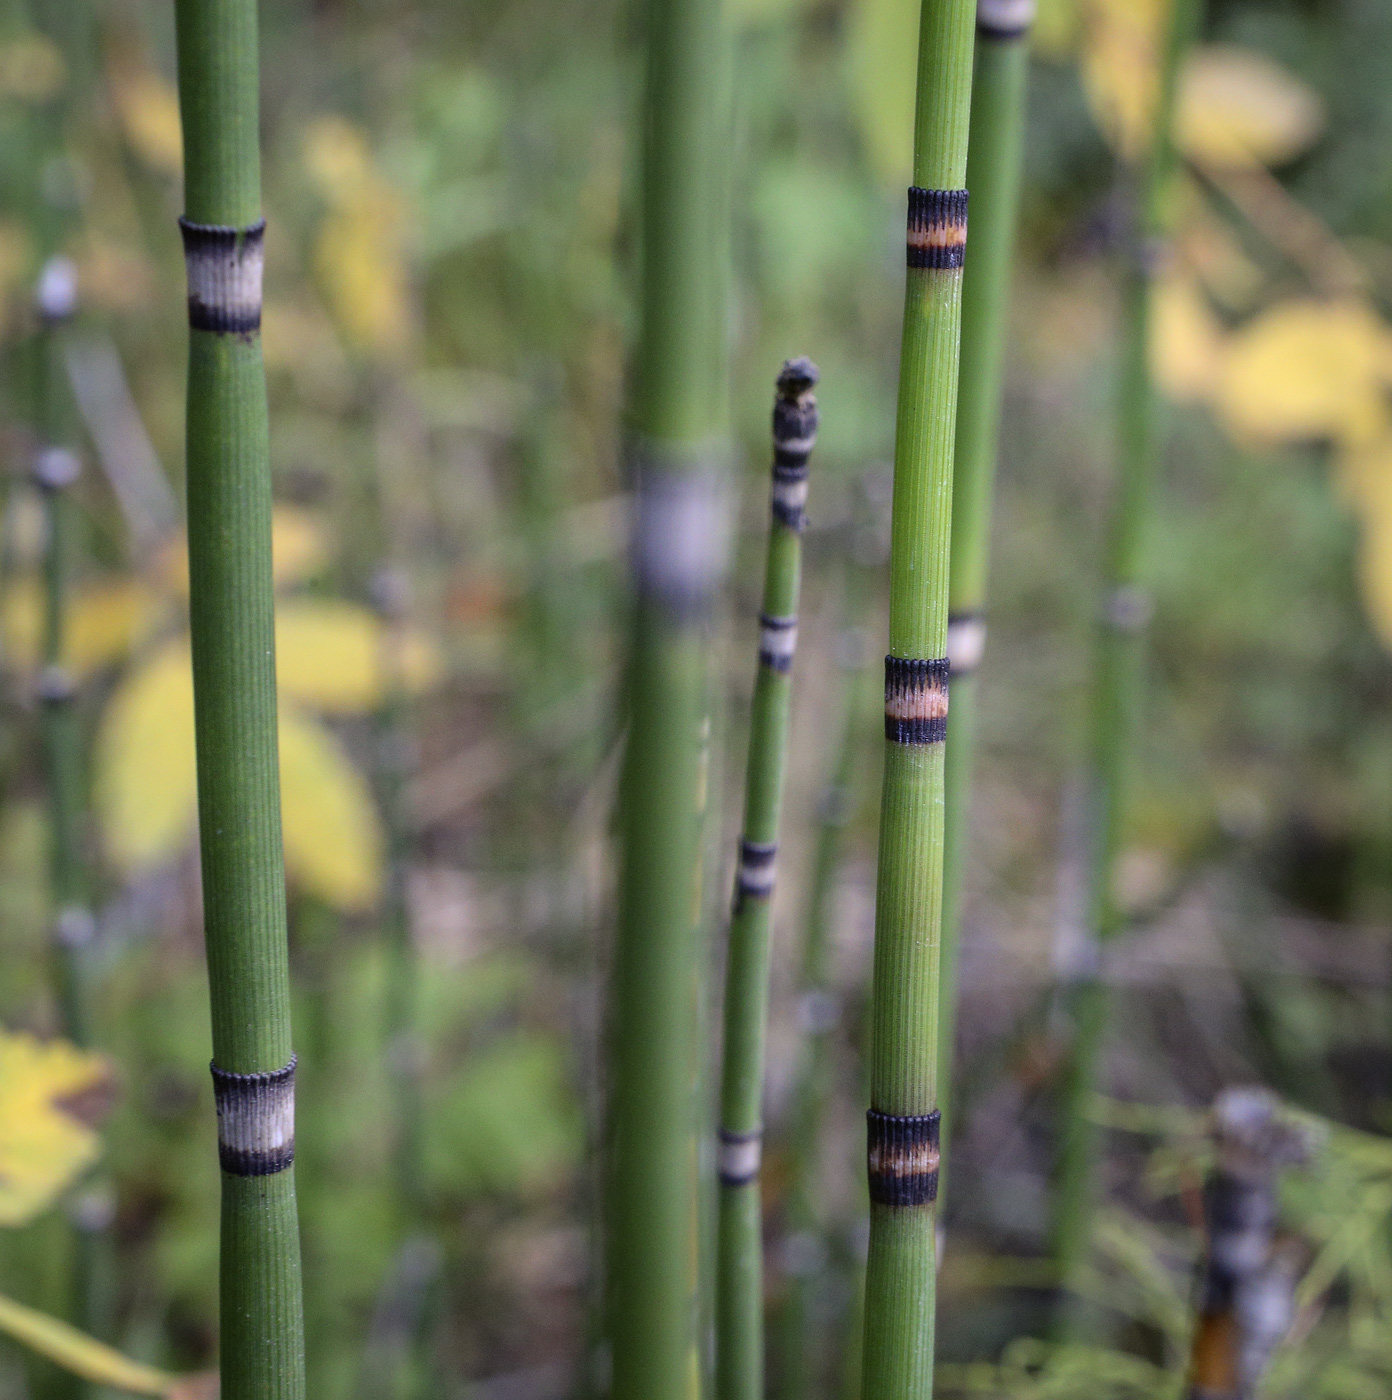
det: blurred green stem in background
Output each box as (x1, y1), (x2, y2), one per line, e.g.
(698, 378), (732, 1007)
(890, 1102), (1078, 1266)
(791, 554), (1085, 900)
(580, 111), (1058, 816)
(715, 360), (817, 1400)
(605, 0), (730, 1387)
(774, 476), (885, 1400)
(937, 0), (1034, 1197)
(173, 0), (306, 1395)
(862, 0), (975, 1393)
(1050, 0), (1206, 1329)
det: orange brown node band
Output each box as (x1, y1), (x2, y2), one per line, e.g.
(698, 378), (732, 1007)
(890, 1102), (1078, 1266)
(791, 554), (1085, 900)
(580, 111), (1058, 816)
(867, 1109), (940, 1206)
(907, 188), (968, 269)
(884, 657), (948, 743)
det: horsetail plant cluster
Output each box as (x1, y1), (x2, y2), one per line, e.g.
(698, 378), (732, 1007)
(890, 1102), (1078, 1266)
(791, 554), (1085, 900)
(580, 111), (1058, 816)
(605, 0), (730, 1384)
(173, 0), (306, 1395)
(861, 0), (976, 1391)
(938, 0), (1035, 1185)
(1052, 0), (1206, 1310)
(716, 358), (818, 1400)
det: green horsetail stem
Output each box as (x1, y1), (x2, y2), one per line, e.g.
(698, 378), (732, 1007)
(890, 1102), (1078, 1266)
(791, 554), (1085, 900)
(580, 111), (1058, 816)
(173, 2), (305, 1397)
(32, 257), (92, 1049)
(937, 0), (1034, 1191)
(1051, 0), (1205, 1312)
(862, 1), (976, 1393)
(606, 0), (729, 1387)
(775, 505), (881, 1400)
(715, 359), (818, 1400)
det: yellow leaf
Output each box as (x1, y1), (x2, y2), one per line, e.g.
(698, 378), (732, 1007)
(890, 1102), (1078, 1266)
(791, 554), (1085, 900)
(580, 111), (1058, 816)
(278, 707), (383, 912)
(1151, 268), (1225, 403)
(270, 507), (329, 588)
(0, 1291), (188, 1395)
(276, 599), (441, 714)
(0, 1030), (110, 1227)
(313, 192), (414, 359)
(1177, 46), (1324, 171)
(94, 642), (197, 874)
(107, 65), (182, 176)
(0, 35), (65, 102)
(1080, 0), (1166, 160)
(1, 577), (162, 677)
(1216, 299), (1391, 450)
(303, 116), (374, 206)
(845, 0), (919, 188)
(74, 237), (156, 315)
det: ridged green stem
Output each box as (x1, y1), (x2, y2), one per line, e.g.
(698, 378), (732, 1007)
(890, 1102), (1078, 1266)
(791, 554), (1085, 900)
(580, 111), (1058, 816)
(174, 1), (305, 1396)
(716, 363), (816, 1400)
(1050, 0), (1205, 1308)
(606, 0), (729, 1388)
(937, 4), (1033, 1193)
(862, 2), (975, 1395)
(35, 311), (90, 1049)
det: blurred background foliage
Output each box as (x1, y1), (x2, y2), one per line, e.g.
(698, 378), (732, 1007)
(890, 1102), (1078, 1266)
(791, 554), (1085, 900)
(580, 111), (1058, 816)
(4, 0), (1392, 1395)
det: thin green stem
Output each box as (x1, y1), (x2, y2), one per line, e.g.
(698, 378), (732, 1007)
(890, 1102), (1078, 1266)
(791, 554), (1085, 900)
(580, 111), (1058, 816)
(606, 0), (730, 1389)
(862, 1), (975, 1394)
(174, 1), (305, 1395)
(938, 0), (1034, 1196)
(715, 361), (818, 1400)
(1050, 0), (1205, 1316)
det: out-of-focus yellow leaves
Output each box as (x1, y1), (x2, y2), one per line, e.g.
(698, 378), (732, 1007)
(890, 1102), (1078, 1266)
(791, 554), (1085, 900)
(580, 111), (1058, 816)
(1151, 269), (1225, 403)
(276, 599), (442, 714)
(1177, 46), (1324, 171)
(1216, 299), (1392, 450)
(1079, 0), (1164, 161)
(0, 1029), (110, 1227)
(1080, 2), (1322, 174)
(0, 35), (65, 102)
(270, 507), (330, 587)
(278, 706), (383, 912)
(0, 1291), (213, 1397)
(304, 116), (375, 204)
(845, 0), (919, 188)
(108, 64), (183, 176)
(95, 634), (393, 909)
(95, 642), (197, 874)
(304, 116), (414, 359)
(1, 577), (162, 678)
(74, 236), (156, 315)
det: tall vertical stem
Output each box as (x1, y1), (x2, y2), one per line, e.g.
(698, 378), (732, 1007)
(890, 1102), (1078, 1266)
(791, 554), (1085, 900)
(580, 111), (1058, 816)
(606, 0), (729, 1388)
(861, 1), (975, 1395)
(173, 3), (306, 1397)
(33, 260), (91, 1049)
(1051, 0), (1204, 1305)
(937, 0), (1033, 1190)
(716, 361), (818, 1400)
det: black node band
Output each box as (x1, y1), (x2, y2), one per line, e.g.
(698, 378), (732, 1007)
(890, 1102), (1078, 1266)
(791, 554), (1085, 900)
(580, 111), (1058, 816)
(907, 188), (968, 270)
(179, 217), (266, 335)
(884, 656), (949, 744)
(210, 1055), (296, 1176)
(867, 1109), (940, 1206)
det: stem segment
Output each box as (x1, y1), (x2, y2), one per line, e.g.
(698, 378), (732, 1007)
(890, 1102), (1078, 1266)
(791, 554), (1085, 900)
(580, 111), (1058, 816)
(716, 361), (818, 1400)
(937, 0), (1034, 1191)
(1051, 0), (1205, 1311)
(173, 2), (305, 1395)
(862, 2), (975, 1394)
(606, 0), (729, 1388)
